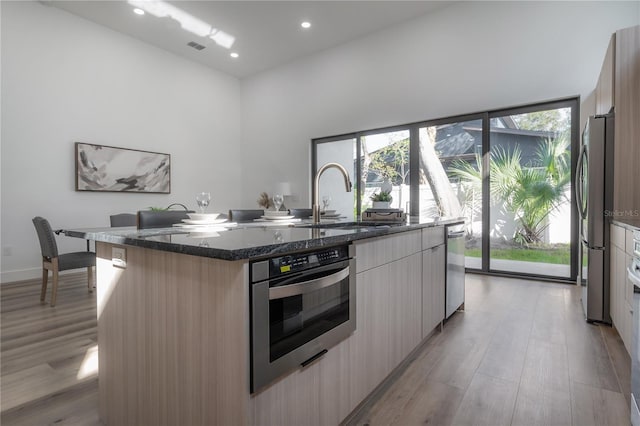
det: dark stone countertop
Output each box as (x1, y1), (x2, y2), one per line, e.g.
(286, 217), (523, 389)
(63, 217), (465, 261)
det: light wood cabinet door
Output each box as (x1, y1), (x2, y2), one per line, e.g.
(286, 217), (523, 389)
(610, 239), (620, 327)
(251, 360), (322, 426)
(388, 253), (423, 366)
(253, 232), (430, 425)
(613, 25), (640, 213)
(349, 264), (391, 407)
(422, 244), (445, 338)
(355, 230), (421, 273)
(609, 224), (633, 356)
(422, 226), (445, 250)
(596, 34), (615, 114)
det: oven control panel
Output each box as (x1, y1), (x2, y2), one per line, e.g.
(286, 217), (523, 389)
(269, 246), (349, 277)
(250, 245), (351, 283)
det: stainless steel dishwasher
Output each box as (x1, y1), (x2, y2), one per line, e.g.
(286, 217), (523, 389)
(445, 224), (465, 318)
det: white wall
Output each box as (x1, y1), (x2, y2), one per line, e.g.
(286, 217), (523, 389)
(241, 1), (639, 208)
(2, 1), (638, 283)
(1, 1), (242, 282)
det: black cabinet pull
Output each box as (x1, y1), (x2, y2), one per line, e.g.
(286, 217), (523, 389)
(301, 349), (328, 367)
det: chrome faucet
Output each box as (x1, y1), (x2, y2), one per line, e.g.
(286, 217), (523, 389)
(313, 162), (352, 224)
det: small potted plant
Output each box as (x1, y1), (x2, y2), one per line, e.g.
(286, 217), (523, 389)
(370, 190), (393, 209)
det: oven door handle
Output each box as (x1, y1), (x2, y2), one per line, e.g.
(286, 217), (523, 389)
(269, 266), (350, 300)
(628, 266), (640, 287)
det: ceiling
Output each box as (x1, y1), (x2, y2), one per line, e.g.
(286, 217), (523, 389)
(48, 1), (453, 79)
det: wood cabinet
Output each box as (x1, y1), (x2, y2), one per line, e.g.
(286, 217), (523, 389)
(595, 34), (615, 115)
(251, 230), (426, 425)
(95, 227), (448, 425)
(421, 227), (446, 339)
(612, 25), (640, 213)
(95, 243), (250, 426)
(610, 223), (634, 355)
(423, 245), (445, 338)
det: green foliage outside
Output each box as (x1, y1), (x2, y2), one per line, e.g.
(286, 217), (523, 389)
(451, 133), (571, 244)
(511, 109), (570, 133)
(369, 139), (410, 185)
(466, 245), (571, 265)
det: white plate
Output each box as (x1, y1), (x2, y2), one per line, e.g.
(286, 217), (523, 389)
(263, 210), (289, 217)
(182, 218), (228, 225)
(260, 215), (295, 221)
(187, 213), (220, 221)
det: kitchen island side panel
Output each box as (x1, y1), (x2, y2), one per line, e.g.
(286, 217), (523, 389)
(96, 242), (249, 425)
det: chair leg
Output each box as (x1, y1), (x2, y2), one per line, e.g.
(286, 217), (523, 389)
(40, 268), (48, 302)
(50, 260), (59, 307)
(88, 266), (95, 293)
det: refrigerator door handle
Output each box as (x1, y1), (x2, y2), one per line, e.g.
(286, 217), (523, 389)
(575, 144), (586, 219)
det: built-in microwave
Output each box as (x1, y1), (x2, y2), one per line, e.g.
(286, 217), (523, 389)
(249, 245), (356, 393)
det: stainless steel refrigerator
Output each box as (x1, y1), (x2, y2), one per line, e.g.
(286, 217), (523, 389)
(576, 113), (614, 323)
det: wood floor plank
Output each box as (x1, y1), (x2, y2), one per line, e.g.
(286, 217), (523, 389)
(601, 325), (633, 407)
(520, 338), (570, 392)
(476, 308), (532, 382)
(512, 384), (572, 426)
(4, 272), (632, 426)
(571, 381), (630, 426)
(566, 323), (621, 393)
(350, 275), (631, 426)
(391, 379), (464, 426)
(1, 272), (99, 423)
(1, 379), (100, 426)
(450, 372), (518, 426)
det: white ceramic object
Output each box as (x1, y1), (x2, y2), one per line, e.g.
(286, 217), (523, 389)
(260, 215), (296, 221)
(264, 210), (289, 217)
(182, 218), (227, 225)
(187, 213), (220, 221)
(372, 201), (391, 209)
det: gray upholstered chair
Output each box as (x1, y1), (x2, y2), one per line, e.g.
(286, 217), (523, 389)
(110, 213), (137, 227)
(289, 208), (312, 218)
(228, 209), (264, 222)
(32, 216), (96, 307)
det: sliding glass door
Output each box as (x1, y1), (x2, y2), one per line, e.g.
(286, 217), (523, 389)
(314, 136), (358, 221)
(488, 107), (573, 278)
(418, 117), (484, 269)
(312, 98), (579, 281)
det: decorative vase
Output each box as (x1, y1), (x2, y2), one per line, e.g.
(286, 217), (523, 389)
(372, 201), (391, 209)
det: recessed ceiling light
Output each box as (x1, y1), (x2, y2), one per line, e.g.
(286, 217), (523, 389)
(301, 21), (311, 29)
(133, 8), (145, 15)
(230, 52), (239, 58)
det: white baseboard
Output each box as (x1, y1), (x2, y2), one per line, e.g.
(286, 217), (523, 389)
(1, 267), (81, 284)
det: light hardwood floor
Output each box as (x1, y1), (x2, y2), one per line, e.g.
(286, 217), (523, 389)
(1, 273), (631, 425)
(349, 274), (632, 426)
(1, 273), (100, 425)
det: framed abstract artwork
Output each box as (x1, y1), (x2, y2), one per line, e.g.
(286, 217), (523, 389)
(75, 142), (171, 193)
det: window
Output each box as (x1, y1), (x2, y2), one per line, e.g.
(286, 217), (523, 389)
(313, 97), (579, 281)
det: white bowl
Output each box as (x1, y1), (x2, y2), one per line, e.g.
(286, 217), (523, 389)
(264, 210), (289, 217)
(187, 213), (220, 221)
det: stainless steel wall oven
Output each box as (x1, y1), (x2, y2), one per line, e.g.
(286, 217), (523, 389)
(250, 244), (356, 393)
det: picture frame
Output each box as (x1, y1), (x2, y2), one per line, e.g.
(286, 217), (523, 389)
(75, 142), (171, 193)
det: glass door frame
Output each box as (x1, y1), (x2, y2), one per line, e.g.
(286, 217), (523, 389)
(486, 98), (579, 281)
(312, 96), (580, 283)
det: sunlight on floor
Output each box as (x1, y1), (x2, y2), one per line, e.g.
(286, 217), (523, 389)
(77, 345), (99, 380)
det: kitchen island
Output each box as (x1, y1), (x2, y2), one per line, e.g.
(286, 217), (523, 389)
(65, 217), (463, 425)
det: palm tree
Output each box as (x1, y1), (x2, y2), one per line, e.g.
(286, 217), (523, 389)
(450, 134), (571, 244)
